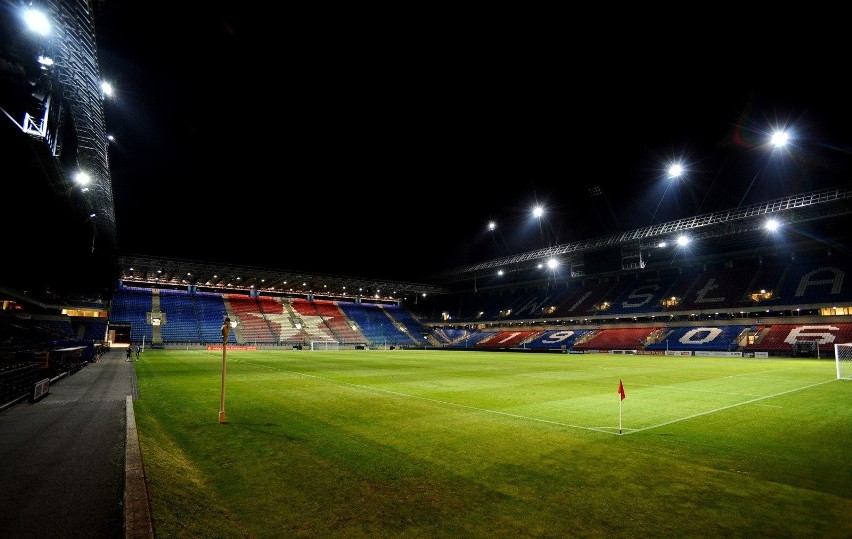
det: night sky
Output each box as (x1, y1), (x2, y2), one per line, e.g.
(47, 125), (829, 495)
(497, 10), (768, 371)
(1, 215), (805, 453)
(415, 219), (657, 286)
(6, 4), (852, 295)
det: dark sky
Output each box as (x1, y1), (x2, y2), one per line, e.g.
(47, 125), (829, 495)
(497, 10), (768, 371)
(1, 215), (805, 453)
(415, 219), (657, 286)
(83, 4), (852, 284)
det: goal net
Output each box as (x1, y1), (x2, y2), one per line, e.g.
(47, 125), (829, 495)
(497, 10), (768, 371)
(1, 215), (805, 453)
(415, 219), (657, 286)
(310, 340), (340, 351)
(835, 343), (852, 380)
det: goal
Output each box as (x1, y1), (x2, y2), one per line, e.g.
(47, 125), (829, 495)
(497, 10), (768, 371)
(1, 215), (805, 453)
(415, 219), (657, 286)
(835, 343), (852, 380)
(310, 340), (340, 351)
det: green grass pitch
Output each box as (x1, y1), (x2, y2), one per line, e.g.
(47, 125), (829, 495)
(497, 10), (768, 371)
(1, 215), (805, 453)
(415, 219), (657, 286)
(132, 349), (852, 537)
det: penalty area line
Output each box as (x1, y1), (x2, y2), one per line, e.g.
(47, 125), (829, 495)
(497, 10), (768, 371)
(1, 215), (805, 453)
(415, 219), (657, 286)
(628, 378), (836, 435)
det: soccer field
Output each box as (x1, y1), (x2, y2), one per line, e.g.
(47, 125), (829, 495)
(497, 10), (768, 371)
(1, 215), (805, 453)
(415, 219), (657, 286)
(133, 349), (852, 537)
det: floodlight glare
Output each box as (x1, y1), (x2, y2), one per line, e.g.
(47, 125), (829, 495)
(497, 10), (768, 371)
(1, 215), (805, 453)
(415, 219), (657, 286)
(532, 206), (544, 218)
(547, 258), (558, 269)
(101, 81), (114, 97)
(487, 221), (496, 231)
(667, 163), (684, 178)
(770, 130), (789, 148)
(74, 171), (91, 185)
(23, 8), (50, 35)
(765, 218), (780, 232)
(676, 235), (690, 246)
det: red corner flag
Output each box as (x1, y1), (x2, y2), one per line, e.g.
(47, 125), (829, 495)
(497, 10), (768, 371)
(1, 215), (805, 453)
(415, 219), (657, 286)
(618, 379), (626, 401)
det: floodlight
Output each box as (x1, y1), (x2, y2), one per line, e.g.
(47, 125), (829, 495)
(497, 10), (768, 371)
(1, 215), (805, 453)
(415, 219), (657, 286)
(532, 206), (544, 218)
(770, 130), (789, 148)
(676, 235), (690, 246)
(23, 7), (50, 35)
(667, 163), (684, 178)
(101, 81), (114, 97)
(74, 171), (91, 185)
(487, 221), (496, 231)
(765, 218), (780, 232)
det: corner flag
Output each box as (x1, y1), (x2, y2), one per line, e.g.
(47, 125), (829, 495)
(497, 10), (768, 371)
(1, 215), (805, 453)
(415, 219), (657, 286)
(618, 379), (626, 400)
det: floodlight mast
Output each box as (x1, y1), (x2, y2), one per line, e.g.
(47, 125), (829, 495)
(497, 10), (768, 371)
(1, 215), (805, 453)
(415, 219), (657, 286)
(219, 316), (231, 424)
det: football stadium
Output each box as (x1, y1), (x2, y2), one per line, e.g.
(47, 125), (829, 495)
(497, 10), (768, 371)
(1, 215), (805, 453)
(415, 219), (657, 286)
(2, 3), (851, 538)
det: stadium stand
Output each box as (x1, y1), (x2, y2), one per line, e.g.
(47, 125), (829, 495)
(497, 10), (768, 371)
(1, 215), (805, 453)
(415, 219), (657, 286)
(337, 301), (412, 347)
(159, 289), (202, 343)
(379, 304), (429, 345)
(523, 329), (592, 351)
(432, 328), (471, 346)
(225, 294), (273, 344)
(550, 280), (622, 319)
(196, 291), (231, 343)
(311, 299), (364, 344)
(762, 255), (852, 307)
(0, 306), (102, 406)
(600, 270), (680, 316)
(105, 287), (440, 349)
(474, 330), (543, 349)
(98, 251), (852, 357)
(109, 286), (154, 345)
(645, 325), (749, 352)
(94, 243), (852, 359)
(450, 330), (500, 349)
(572, 327), (661, 352)
(497, 288), (560, 320)
(742, 322), (852, 354)
(677, 261), (760, 311)
(76, 319), (108, 342)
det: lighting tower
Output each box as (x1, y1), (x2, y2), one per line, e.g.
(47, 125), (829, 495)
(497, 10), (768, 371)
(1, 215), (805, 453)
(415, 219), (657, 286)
(7, 0), (117, 250)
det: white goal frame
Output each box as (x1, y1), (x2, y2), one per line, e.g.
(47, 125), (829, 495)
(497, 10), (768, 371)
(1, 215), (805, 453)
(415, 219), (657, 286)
(835, 343), (852, 380)
(310, 340), (340, 351)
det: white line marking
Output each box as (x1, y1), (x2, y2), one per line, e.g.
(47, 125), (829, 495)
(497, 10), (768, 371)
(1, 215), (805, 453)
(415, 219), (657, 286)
(247, 362), (616, 434)
(630, 379), (835, 434)
(244, 361), (835, 437)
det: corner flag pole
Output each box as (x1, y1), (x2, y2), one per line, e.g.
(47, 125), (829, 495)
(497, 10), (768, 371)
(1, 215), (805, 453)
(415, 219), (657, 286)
(617, 379), (626, 435)
(219, 316), (231, 424)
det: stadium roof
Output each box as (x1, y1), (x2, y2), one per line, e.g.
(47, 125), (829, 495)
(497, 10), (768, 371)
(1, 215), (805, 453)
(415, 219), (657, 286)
(435, 184), (852, 284)
(115, 255), (450, 301)
(116, 183), (852, 299)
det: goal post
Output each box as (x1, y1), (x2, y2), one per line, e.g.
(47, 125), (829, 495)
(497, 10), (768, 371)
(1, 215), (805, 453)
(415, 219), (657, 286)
(835, 343), (852, 380)
(310, 340), (340, 351)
